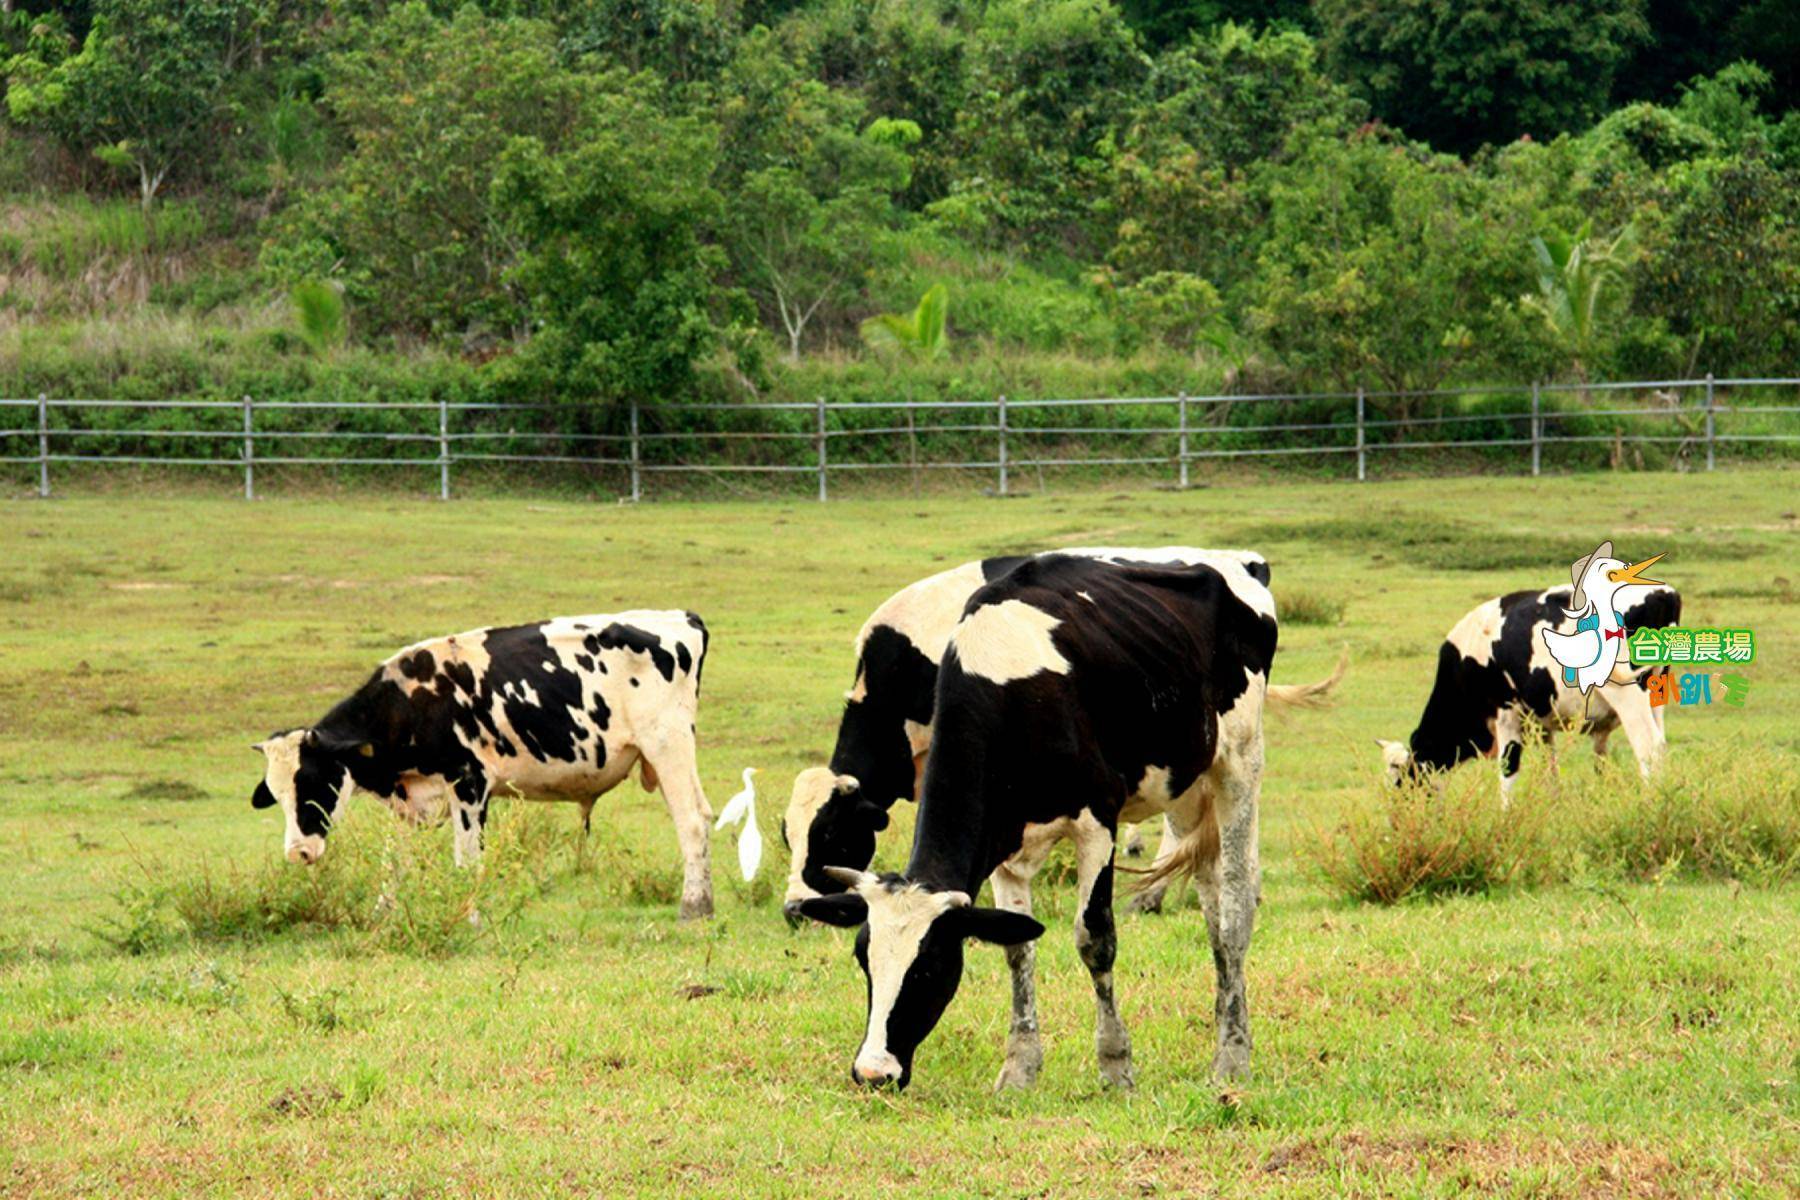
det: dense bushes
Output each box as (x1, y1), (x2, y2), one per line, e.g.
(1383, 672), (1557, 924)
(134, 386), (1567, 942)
(4, 1), (1800, 422)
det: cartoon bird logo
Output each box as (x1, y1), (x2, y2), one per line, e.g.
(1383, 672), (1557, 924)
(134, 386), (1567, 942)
(1539, 540), (1664, 695)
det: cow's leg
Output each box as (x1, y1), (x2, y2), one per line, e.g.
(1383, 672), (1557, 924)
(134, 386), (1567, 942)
(1072, 813), (1132, 1089)
(1120, 823), (1146, 859)
(1126, 814), (1179, 914)
(451, 772), (491, 867)
(578, 798), (596, 837)
(1607, 679), (1666, 779)
(642, 728), (714, 920)
(990, 855), (1044, 1091)
(1496, 707), (1524, 807)
(1196, 747), (1261, 1081)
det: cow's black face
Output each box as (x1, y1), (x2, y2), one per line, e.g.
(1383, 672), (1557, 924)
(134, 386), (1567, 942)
(797, 872), (1044, 1091)
(782, 768), (888, 919)
(253, 729), (358, 864)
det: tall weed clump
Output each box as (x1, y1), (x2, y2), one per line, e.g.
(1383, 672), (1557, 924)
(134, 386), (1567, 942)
(1571, 748), (1800, 885)
(1307, 758), (1559, 904)
(1313, 747), (1800, 904)
(165, 802), (567, 955)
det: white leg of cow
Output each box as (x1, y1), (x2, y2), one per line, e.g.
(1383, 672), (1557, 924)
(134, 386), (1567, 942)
(1126, 813), (1180, 915)
(1607, 680), (1666, 779)
(1197, 749), (1260, 1081)
(990, 856), (1043, 1091)
(1496, 708), (1524, 807)
(451, 773), (491, 868)
(643, 730), (714, 920)
(1073, 813), (1132, 1089)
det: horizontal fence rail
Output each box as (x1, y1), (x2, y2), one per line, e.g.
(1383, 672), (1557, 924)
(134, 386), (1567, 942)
(4, 376), (1799, 501)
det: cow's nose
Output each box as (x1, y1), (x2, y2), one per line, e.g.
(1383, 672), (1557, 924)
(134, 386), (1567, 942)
(287, 845), (316, 865)
(782, 900), (804, 928)
(852, 1062), (898, 1088)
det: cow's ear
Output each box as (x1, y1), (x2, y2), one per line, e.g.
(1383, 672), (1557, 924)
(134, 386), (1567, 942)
(251, 781), (277, 810)
(314, 732), (374, 758)
(795, 893), (868, 928)
(859, 800), (890, 831)
(951, 907), (1046, 947)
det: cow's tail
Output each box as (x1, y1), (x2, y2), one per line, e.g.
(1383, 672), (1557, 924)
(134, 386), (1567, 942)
(1266, 648), (1347, 712)
(1125, 799), (1220, 896)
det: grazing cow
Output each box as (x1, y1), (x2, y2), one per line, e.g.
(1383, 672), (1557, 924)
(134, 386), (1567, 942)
(797, 554), (1277, 1091)
(781, 546), (1279, 921)
(1376, 584), (1679, 798)
(251, 611), (718, 919)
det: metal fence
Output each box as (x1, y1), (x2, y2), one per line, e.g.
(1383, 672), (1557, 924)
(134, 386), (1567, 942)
(4, 375), (1798, 500)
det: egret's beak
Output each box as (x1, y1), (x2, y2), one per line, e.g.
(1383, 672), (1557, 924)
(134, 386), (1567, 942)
(1607, 553), (1664, 587)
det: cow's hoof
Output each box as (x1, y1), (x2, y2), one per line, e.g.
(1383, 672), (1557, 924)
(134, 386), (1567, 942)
(1211, 1045), (1250, 1081)
(678, 897), (714, 921)
(1099, 1052), (1135, 1090)
(1126, 888), (1165, 915)
(994, 1041), (1043, 1091)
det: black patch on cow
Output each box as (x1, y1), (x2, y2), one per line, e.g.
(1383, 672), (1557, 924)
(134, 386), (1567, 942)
(590, 695), (611, 730)
(684, 611), (710, 696)
(676, 642), (693, 675)
(575, 653), (595, 673)
(597, 623), (675, 681)
(399, 649), (435, 681)
(251, 780), (276, 809)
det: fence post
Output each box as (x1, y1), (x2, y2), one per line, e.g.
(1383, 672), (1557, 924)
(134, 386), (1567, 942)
(997, 393), (1008, 496)
(1177, 391), (1189, 490)
(36, 393), (49, 499)
(629, 400), (642, 503)
(1355, 387), (1366, 483)
(1704, 372), (1716, 471)
(242, 394), (254, 501)
(436, 395), (450, 501)
(816, 395), (828, 502)
(1530, 381), (1541, 478)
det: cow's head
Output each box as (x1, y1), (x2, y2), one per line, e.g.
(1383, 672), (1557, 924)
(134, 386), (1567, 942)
(781, 768), (889, 923)
(1374, 738), (1416, 787)
(797, 867), (1043, 1090)
(251, 729), (367, 864)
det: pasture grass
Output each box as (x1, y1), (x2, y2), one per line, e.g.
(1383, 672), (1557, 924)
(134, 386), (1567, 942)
(2, 471), (1799, 1197)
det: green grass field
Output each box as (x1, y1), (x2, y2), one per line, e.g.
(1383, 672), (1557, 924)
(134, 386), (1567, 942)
(3, 472), (1797, 1198)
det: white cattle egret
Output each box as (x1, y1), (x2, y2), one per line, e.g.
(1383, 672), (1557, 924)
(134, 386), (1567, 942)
(714, 767), (763, 881)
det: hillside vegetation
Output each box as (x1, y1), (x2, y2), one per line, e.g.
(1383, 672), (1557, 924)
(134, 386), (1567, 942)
(2, 1), (1798, 416)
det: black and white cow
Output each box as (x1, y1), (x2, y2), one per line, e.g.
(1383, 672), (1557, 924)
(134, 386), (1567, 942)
(251, 611), (718, 918)
(781, 547), (1286, 921)
(1377, 584), (1679, 798)
(796, 554), (1277, 1091)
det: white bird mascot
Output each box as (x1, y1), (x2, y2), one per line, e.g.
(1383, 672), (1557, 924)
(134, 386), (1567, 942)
(713, 767), (763, 882)
(1540, 540), (1664, 696)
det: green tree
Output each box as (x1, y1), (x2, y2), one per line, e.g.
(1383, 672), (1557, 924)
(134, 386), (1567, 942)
(492, 74), (727, 405)
(936, 0), (1148, 247)
(287, 3), (586, 339)
(4, 0), (269, 210)
(1103, 24), (1360, 297)
(1314, 0), (1650, 153)
(1248, 128), (1536, 396)
(1632, 152), (1800, 375)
